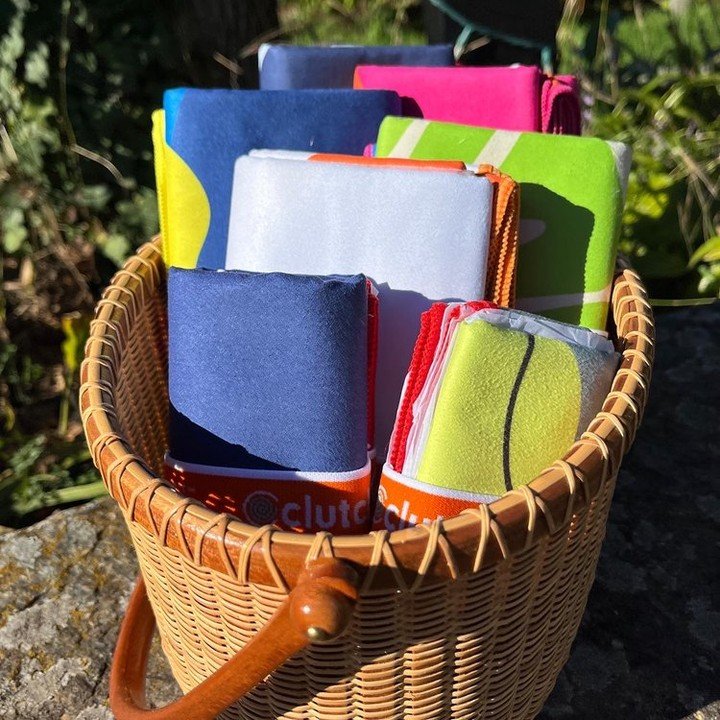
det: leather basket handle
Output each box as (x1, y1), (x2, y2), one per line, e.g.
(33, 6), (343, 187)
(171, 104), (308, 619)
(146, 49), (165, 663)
(110, 558), (359, 720)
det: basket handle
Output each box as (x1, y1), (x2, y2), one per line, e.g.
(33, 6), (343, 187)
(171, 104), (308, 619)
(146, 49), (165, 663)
(110, 558), (359, 720)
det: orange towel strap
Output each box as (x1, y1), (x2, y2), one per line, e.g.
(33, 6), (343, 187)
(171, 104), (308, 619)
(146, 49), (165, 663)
(476, 164), (520, 308)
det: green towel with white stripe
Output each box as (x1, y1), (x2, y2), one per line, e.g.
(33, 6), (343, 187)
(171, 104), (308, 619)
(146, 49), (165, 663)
(374, 117), (631, 331)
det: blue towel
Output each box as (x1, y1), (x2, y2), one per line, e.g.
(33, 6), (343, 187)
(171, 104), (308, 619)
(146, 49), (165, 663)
(258, 44), (454, 89)
(160, 88), (401, 268)
(168, 268), (369, 473)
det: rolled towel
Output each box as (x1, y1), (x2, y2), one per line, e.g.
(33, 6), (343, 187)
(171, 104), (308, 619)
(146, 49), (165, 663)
(225, 154), (519, 455)
(258, 43), (454, 89)
(151, 88), (400, 269)
(166, 268), (375, 534)
(242, 151), (518, 309)
(374, 116), (632, 331)
(542, 75), (582, 134)
(354, 65), (581, 134)
(375, 305), (619, 531)
(244, 150), (517, 306)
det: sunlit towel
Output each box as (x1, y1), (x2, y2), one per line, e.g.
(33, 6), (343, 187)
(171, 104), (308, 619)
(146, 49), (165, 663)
(152, 88), (400, 269)
(374, 117), (632, 330)
(375, 305), (619, 530)
(259, 43), (454, 89)
(354, 65), (581, 134)
(166, 268), (375, 534)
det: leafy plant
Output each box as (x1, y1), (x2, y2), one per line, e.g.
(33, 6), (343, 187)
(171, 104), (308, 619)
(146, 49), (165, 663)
(279, 0), (425, 44)
(58, 311), (90, 436)
(0, 432), (102, 524)
(559, 0), (720, 299)
(0, 0), (174, 526)
(0, 0), (280, 527)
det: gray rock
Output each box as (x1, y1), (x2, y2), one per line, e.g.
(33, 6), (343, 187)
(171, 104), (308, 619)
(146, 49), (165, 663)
(689, 702), (720, 720)
(540, 303), (720, 720)
(0, 304), (717, 719)
(0, 498), (179, 719)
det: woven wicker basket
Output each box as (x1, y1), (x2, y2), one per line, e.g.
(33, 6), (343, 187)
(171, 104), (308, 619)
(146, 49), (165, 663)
(80, 239), (654, 720)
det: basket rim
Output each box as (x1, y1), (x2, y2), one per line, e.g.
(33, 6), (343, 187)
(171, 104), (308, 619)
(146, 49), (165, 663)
(80, 239), (655, 590)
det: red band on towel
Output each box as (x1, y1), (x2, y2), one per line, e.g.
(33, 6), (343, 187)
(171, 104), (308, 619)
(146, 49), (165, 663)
(164, 461), (372, 535)
(367, 281), (379, 450)
(372, 467), (497, 532)
(389, 300), (495, 471)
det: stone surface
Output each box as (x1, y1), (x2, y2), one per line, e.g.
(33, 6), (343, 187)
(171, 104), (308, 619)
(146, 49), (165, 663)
(683, 703), (720, 720)
(0, 303), (717, 719)
(539, 303), (720, 720)
(0, 498), (179, 719)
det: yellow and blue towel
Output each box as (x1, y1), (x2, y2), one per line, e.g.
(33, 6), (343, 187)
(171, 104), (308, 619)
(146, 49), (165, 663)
(153, 88), (401, 269)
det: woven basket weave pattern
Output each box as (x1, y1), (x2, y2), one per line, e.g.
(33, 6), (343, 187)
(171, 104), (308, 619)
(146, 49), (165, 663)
(80, 240), (654, 720)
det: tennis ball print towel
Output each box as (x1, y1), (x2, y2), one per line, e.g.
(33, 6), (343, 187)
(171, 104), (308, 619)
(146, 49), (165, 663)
(166, 268), (375, 534)
(225, 155), (518, 454)
(374, 116), (632, 331)
(376, 305), (618, 530)
(354, 65), (581, 134)
(258, 43), (454, 89)
(152, 88), (401, 269)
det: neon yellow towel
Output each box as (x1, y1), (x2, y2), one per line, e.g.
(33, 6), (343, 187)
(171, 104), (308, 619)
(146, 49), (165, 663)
(403, 307), (618, 498)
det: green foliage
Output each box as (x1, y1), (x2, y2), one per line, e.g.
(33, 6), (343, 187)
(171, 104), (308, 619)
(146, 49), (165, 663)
(0, 0), (277, 526)
(0, 432), (102, 525)
(58, 311), (90, 436)
(0, 0), (179, 525)
(0, 341), (43, 413)
(559, 0), (720, 300)
(0, 0), (173, 266)
(689, 235), (720, 295)
(0, 0), (716, 525)
(279, 0), (425, 44)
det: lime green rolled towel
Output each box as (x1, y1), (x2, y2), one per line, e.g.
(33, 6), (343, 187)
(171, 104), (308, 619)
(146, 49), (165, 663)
(374, 117), (631, 332)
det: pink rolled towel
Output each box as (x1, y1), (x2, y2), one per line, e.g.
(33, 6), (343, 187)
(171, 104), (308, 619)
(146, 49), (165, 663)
(354, 65), (581, 135)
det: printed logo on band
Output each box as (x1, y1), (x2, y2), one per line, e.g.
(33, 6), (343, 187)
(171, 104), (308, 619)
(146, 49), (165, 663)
(373, 467), (499, 532)
(243, 489), (369, 531)
(242, 491), (279, 526)
(164, 461), (371, 535)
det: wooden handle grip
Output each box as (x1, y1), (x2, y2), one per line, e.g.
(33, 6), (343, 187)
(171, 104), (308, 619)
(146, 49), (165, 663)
(110, 558), (359, 720)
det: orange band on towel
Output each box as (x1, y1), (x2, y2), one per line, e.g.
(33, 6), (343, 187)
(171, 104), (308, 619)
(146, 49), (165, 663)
(373, 466), (499, 532)
(308, 154), (466, 172)
(165, 461), (372, 534)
